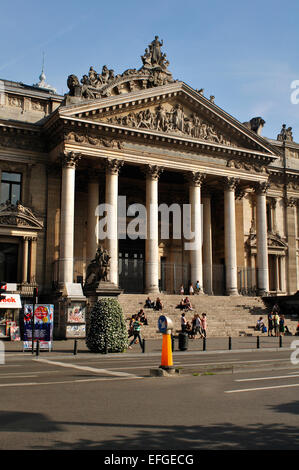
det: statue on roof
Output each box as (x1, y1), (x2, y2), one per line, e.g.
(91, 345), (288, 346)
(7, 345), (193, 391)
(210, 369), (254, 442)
(277, 124), (293, 142)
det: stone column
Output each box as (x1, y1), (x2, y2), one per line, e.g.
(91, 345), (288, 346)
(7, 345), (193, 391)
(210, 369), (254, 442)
(59, 152), (81, 285)
(202, 192), (213, 294)
(105, 159), (123, 286)
(285, 197), (298, 294)
(224, 177), (239, 295)
(188, 172), (205, 293)
(255, 181), (269, 296)
(87, 172), (100, 262)
(22, 237), (29, 283)
(29, 237), (37, 284)
(145, 165), (163, 293)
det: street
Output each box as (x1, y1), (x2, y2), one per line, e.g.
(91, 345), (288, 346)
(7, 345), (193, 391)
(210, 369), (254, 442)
(0, 342), (299, 450)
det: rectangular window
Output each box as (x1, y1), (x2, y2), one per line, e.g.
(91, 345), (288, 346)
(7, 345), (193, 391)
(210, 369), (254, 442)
(0, 172), (22, 204)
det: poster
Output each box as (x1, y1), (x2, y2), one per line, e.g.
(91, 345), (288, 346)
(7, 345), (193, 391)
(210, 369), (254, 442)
(67, 304), (85, 323)
(66, 324), (86, 338)
(23, 304), (54, 351)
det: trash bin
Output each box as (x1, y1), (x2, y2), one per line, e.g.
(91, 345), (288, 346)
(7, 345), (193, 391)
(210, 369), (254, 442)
(178, 332), (188, 351)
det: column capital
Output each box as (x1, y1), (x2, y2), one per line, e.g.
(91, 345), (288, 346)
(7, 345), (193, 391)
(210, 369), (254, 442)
(61, 151), (81, 169)
(105, 158), (124, 175)
(223, 177), (240, 191)
(284, 196), (298, 208)
(254, 180), (270, 195)
(144, 164), (164, 180)
(186, 171), (206, 187)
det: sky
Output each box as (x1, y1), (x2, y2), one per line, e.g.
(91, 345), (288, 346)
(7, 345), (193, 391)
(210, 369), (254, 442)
(1, 0), (299, 141)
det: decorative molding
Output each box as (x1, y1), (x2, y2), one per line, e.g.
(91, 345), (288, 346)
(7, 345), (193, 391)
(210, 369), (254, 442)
(254, 181), (270, 195)
(65, 131), (124, 150)
(186, 171), (206, 187)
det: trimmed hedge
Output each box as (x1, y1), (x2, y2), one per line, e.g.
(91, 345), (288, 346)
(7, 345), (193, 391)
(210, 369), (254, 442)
(86, 297), (128, 353)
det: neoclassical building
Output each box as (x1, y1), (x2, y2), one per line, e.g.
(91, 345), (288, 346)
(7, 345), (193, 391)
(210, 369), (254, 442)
(1, 37), (299, 308)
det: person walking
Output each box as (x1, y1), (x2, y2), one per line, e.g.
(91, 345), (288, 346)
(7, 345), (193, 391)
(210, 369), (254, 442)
(279, 314), (285, 336)
(201, 313), (207, 338)
(128, 317), (143, 350)
(267, 311), (274, 337)
(181, 312), (187, 332)
(274, 311), (280, 337)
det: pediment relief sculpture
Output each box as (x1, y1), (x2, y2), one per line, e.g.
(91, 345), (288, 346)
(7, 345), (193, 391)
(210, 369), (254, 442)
(246, 231), (287, 250)
(103, 103), (234, 146)
(0, 201), (43, 229)
(66, 36), (175, 101)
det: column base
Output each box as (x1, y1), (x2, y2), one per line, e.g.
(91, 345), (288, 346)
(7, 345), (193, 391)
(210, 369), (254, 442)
(226, 288), (239, 296)
(145, 287), (160, 294)
(257, 289), (269, 297)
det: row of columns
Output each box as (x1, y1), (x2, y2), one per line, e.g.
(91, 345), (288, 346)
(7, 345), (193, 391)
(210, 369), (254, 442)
(58, 152), (269, 295)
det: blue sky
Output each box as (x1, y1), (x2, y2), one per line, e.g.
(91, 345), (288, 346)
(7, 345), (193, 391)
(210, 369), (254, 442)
(1, 0), (299, 141)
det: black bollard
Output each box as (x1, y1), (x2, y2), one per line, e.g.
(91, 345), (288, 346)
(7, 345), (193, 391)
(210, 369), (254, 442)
(203, 337), (206, 351)
(36, 340), (40, 357)
(104, 339), (108, 354)
(229, 336), (232, 350)
(257, 336), (260, 349)
(171, 335), (175, 352)
(142, 339), (145, 353)
(279, 335), (282, 348)
(73, 339), (78, 355)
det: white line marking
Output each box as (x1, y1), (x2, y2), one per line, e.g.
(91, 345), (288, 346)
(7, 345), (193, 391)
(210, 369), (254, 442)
(33, 358), (141, 378)
(225, 383), (299, 393)
(0, 374), (37, 379)
(0, 376), (144, 388)
(235, 374), (299, 382)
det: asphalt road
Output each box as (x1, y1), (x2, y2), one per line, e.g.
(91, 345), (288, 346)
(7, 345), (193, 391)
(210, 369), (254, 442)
(1, 344), (299, 451)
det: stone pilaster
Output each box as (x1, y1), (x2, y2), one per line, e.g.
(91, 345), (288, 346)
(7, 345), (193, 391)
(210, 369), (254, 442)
(285, 196), (298, 294)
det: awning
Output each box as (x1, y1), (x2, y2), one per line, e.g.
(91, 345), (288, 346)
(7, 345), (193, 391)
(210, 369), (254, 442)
(0, 294), (22, 309)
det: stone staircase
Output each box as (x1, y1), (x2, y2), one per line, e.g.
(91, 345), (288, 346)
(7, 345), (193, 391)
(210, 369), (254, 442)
(118, 294), (299, 339)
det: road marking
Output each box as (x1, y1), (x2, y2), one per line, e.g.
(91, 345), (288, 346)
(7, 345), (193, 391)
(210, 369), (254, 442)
(33, 358), (141, 378)
(0, 374), (37, 378)
(235, 374), (299, 382)
(225, 383), (299, 393)
(0, 376), (144, 388)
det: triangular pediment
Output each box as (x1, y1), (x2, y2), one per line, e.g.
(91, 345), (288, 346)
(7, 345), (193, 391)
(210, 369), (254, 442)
(58, 82), (278, 160)
(0, 202), (43, 229)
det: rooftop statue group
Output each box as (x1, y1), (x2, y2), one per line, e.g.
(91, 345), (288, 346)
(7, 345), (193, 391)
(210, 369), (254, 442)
(277, 124), (293, 142)
(66, 36), (174, 100)
(84, 246), (111, 289)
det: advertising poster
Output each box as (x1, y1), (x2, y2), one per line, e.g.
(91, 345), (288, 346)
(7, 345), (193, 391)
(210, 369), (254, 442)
(23, 304), (54, 351)
(67, 304), (85, 323)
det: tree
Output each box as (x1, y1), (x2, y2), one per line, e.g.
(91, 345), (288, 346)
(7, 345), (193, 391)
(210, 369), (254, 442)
(86, 297), (128, 353)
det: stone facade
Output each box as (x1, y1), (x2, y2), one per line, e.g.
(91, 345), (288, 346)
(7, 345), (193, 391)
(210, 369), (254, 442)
(1, 37), (299, 306)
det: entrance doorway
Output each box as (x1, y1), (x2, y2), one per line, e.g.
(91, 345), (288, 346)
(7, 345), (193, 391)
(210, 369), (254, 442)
(0, 243), (19, 282)
(118, 239), (145, 293)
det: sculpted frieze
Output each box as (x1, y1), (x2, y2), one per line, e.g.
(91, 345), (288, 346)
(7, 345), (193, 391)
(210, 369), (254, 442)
(104, 103), (234, 146)
(65, 131), (124, 150)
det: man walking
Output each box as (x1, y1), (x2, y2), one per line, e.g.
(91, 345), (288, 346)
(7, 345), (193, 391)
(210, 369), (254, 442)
(128, 316), (143, 350)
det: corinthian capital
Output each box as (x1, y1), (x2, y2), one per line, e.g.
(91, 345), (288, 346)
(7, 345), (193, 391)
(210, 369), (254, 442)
(224, 177), (240, 191)
(105, 158), (124, 175)
(61, 151), (81, 169)
(186, 171), (206, 187)
(144, 164), (164, 180)
(254, 181), (270, 195)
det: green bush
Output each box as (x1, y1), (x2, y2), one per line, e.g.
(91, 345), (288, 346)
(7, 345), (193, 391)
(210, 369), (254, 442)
(86, 297), (128, 353)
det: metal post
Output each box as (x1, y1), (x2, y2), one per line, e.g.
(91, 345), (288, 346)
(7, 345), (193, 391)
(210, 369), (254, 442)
(142, 339), (145, 353)
(279, 335), (282, 348)
(203, 337), (206, 351)
(73, 339), (78, 355)
(257, 336), (260, 349)
(229, 336), (232, 350)
(36, 340), (40, 356)
(171, 335), (175, 352)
